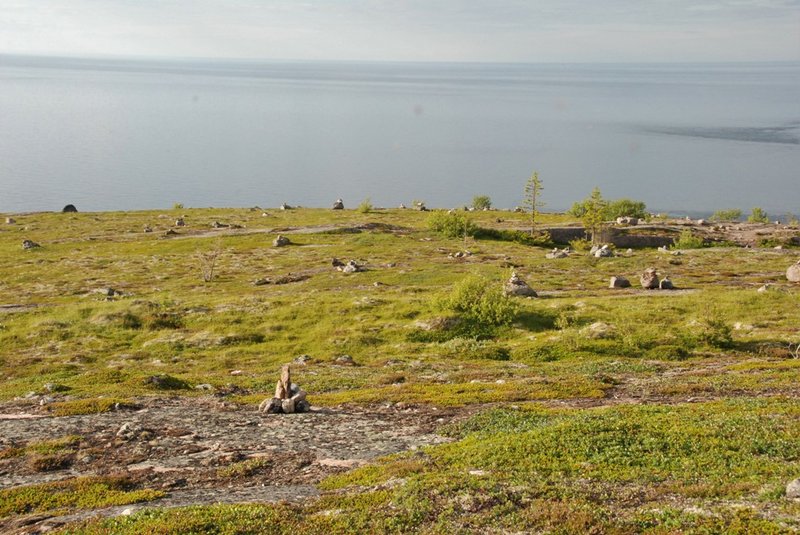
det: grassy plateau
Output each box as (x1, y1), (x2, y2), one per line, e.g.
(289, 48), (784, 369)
(0, 206), (798, 533)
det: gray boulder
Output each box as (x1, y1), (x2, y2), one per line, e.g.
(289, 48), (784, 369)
(332, 199), (344, 210)
(609, 276), (631, 289)
(659, 277), (675, 290)
(640, 268), (659, 289)
(546, 248), (569, 259)
(787, 260), (800, 283)
(593, 244), (613, 258)
(62, 204), (78, 213)
(340, 260), (363, 273)
(787, 478), (800, 500)
(273, 235), (290, 247)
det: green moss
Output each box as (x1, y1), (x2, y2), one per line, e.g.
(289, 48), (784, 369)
(0, 476), (163, 519)
(47, 397), (134, 416)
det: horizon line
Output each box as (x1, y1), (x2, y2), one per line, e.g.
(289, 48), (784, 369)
(3, 52), (799, 67)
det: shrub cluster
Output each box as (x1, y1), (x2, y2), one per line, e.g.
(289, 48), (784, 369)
(435, 275), (518, 327)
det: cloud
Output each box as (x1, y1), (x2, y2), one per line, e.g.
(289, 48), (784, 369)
(0, 0), (797, 62)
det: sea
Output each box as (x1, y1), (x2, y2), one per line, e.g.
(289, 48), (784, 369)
(0, 55), (798, 216)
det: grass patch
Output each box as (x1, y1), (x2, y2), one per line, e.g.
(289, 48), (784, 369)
(0, 476), (163, 519)
(47, 397), (135, 416)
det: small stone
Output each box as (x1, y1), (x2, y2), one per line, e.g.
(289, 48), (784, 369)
(545, 248), (569, 259)
(273, 235), (290, 247)
(281, 398), (296, 414)
(195, 383), (214, 391)
(332, 199), (344, 210)
(280, 203), (292, 210)
(62, 204), (78, 213)
(593, 244), (613, 258)
(5, 217), (15, 224)
(116, 422), (141, 440)
(335, 355), (356, 366)
(259, 397), (283, 413)
(757, 284), (772, 293)
(295, 400), (311, 413)
(174, 218), (185, 227)
(143, 225), (153, 233)
(609, 276), (631, 289)
(229, 370), (243, 376)
(291, 389), (307, 403)
(341, 260), (363, 273)
(259, 397), (283, 414)
(659, 277), (675, 290)
(787, 478), (800, 500)
(22, 239), (40, 250)
(294, 354), (312, 365)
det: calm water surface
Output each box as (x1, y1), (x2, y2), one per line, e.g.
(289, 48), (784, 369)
(0, 56), (798, 214)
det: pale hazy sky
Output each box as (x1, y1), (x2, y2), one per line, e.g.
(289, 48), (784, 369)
(1, 0), (799, 62)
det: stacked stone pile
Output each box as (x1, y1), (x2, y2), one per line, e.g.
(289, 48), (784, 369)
(259, 365), (310, 414)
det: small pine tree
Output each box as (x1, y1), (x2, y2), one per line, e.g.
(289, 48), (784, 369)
(748, 207), (769, 223)
(523, 171), (545, 236)
(582, 187), (607, 244)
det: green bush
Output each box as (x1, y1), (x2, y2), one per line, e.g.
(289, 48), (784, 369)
(711, 209), (742, 222)
(605, 198), (648, 220)
(472, 195), (492, 210)
(436, 275), (518, 327)
(473, 227), (551, 246)
(568, 196), (646, 220)
(568, 238), (592, 252)
(672, 230), (705, 249)
(426, 211), (477, 238)
(695, 316), (733, 349)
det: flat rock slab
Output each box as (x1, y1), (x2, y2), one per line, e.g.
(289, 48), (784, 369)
(0, 396), (454, 491)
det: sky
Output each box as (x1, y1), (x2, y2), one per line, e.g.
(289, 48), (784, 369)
(0, 0), (799, 63)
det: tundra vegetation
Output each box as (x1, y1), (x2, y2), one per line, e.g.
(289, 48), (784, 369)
(0, 205), (799, 533)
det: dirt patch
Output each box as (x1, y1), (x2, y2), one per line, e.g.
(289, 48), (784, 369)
(0, 398), (460, 532)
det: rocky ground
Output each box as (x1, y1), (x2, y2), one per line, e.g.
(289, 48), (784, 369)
(0, 398), (462, 533)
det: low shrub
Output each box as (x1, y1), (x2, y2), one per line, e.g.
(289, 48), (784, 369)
(441, 338), (511, 361)
(426, 211), (477, 238)
(646, 345), (691, 361)
(473, 227), (551, 246)
(472, 195), (492, 210)
(672, 230), (705, 249)
(435, 275), (518, 328)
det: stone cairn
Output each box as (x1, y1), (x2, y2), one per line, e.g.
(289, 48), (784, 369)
(639, 267), (676, 290)
(504, 271), (537, 297)
(259, 365), (310, 414)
